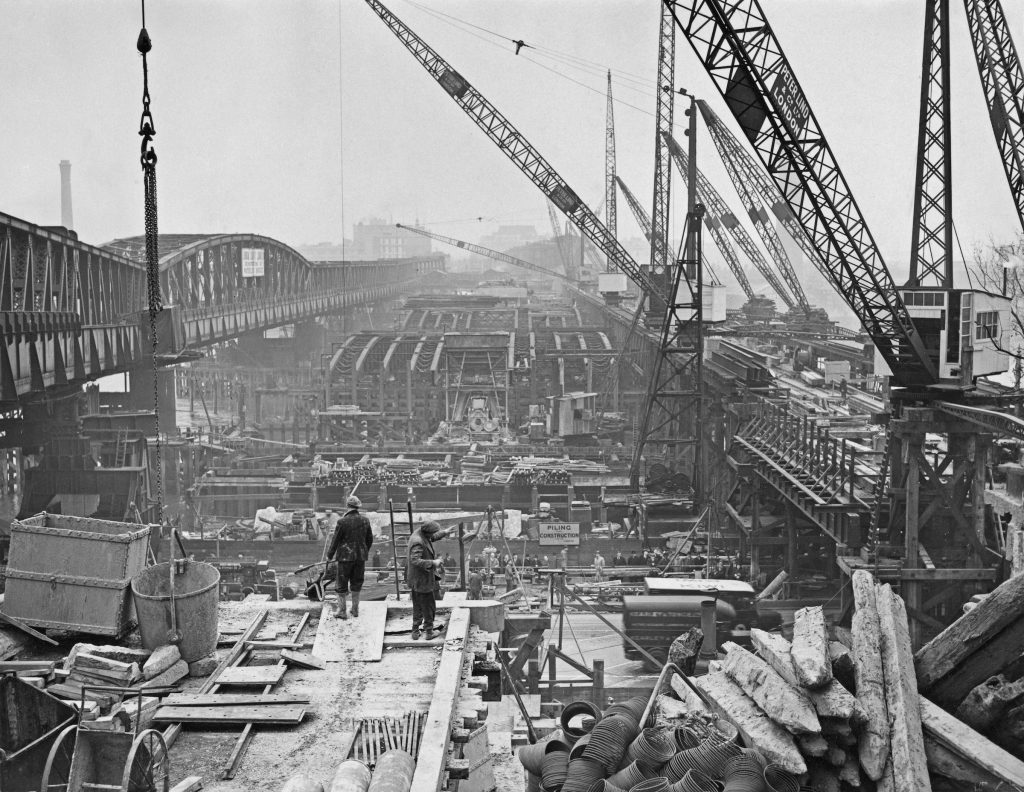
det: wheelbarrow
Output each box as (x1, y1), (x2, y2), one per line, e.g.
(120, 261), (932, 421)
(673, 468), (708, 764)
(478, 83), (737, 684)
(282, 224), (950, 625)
(40, 685), (177, 792)
(0, 674), (77, 792)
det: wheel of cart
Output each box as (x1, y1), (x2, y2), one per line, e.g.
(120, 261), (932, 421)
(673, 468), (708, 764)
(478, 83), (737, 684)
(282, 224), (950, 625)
(0, 675), (77, 792)
(40, 685), (175, 792)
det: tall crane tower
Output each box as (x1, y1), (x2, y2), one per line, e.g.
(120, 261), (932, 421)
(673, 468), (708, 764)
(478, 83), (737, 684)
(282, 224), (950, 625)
(605, 70), (617, 273)
(672, 0), (1017, 644)
(648, 3), (677, 308)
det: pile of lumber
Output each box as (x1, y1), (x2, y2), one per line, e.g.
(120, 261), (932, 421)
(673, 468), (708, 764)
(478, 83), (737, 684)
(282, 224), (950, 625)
(693, 573), (1024, 791)
(48, 650), (142, 706)
(694, 603), (863, 783)
(914, 567), (1024, 779)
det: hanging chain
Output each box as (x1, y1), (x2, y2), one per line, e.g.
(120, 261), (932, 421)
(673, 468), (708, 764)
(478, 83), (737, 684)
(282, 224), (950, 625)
(138, 3), (164, 525)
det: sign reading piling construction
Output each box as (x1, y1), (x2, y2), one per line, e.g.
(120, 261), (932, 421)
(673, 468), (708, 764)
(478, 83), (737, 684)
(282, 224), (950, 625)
(538, 522), (580, 546)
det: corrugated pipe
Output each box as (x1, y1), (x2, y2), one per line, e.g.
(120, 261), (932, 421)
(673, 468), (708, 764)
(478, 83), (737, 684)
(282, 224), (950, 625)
(281, 776), (324, 792)
(329, 760), (372, 792)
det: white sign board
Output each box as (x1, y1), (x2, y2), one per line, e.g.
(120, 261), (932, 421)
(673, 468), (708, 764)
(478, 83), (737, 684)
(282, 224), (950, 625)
(538, 522), (580, 546)
(242, 248), (265, 278)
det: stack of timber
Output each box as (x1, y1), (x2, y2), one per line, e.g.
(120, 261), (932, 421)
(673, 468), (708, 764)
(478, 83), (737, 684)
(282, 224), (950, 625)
(692, 579), (1024, 791)
(48, 649), (143, 707)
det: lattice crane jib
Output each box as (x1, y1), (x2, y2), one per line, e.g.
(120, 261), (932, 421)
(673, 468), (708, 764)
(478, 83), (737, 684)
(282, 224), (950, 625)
(616, 176), (654, 242)
(650, 4), (676, 278)
(361, 0), (664, 305)
(664, 132), (779, 305)
(395, 224), (569, 284)
(964, 0), (1024, 235)
(669, 0), (937, 386)
(910, 0), (954, 288)
(679, 116), (812, 313)
(547, 200), (576, 281)
(606, 70), (618, 273)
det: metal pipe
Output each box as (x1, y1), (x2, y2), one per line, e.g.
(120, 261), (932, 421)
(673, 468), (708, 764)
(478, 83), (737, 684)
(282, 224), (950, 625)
(367, 750), (415, 792)
(329, 760), (371, 792)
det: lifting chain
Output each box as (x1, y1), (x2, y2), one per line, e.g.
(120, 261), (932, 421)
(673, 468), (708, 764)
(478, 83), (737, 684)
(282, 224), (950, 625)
(138, 1), (164, 525)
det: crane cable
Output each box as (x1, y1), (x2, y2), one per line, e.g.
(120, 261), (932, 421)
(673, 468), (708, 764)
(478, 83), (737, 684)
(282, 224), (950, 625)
(138, 0), (164, 524)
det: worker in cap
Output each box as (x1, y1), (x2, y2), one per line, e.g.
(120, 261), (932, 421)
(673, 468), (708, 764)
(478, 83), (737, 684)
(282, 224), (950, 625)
(326, 494), (373, 619)
(407, 519), (446, 640)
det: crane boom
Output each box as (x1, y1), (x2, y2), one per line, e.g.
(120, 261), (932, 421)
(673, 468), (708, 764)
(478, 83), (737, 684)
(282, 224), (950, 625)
(666, 128), (810, 311)
(615, 175), (653, 241)
(546, 200), (577, 282)
(964, 0), (1024, 235)
(698, 100), (840, 298)
(650, 4), (676, 276)
(363, 0), (665, 304)
(670, 0), (937, 385)
(605, 70), (618, 273)
(396, 224), (570, 284)
(663, 132), (786, 307)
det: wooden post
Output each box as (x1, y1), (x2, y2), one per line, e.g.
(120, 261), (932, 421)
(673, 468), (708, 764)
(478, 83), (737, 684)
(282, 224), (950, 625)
(528, 658), (540, 694)
(592, 659), (605, 707)
(786, 504), (798, 577)
(458, 522), (466, 591)
(750, 480), (761, 584)
(905, 441), (923, 647)
(388, 501), (402, 601)
(548, 642), (557, 688)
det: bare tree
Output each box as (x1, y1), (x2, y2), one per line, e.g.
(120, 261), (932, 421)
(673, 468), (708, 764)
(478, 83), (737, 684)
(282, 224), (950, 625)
(970, 236), (1024, 350)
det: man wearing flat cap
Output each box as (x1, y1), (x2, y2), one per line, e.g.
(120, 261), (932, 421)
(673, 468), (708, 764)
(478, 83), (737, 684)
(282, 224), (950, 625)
(327, 494), (374, 619)
(407, 519), (446, 640)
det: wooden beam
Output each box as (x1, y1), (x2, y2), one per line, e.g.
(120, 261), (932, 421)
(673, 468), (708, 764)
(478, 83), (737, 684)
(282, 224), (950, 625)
(409, 607), (472, 792)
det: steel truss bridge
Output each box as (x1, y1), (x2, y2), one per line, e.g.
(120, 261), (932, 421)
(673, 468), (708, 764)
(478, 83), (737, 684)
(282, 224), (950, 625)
(0, 211), (444, 408)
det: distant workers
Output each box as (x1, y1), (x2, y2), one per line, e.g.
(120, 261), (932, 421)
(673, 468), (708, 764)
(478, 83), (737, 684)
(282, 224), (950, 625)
(407, 519), (446, 640)
(505, 559), (517, 592)
(326, 495), (374, 620)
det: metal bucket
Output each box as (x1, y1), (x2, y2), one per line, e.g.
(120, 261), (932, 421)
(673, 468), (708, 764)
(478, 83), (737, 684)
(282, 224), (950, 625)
(131, 561), (220, 662)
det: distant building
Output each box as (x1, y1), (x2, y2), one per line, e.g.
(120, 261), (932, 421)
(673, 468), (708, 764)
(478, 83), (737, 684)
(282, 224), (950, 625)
(352, 218), (432, 259)
(479, 225), (539, 252)
(296, 241), (353, 261)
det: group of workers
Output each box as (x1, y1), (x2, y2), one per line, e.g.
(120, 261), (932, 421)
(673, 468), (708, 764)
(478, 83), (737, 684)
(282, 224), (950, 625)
(326, 494), (448, 640)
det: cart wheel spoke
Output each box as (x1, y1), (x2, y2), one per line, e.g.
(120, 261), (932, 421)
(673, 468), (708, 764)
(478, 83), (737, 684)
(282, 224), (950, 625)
(40, 724), (77, 792)
(122, 729), (169, 792)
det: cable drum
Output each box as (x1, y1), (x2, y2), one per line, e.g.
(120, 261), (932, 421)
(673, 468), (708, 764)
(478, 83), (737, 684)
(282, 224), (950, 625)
(519, 736), (570, 776)
(561, 701), (603, 742)
(605, 760), (655, 790)
(624, 728), (677, 767)
(585, 782), (626, 792)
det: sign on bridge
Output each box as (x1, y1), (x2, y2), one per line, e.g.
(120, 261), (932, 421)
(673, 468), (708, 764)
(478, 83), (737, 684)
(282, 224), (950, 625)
(242, 248), (265, 278)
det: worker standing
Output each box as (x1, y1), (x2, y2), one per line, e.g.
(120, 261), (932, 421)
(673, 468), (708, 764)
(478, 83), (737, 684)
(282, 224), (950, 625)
(407, 520), (445, 640)
(504, 558), (517, 593)
(468, 567), (483, 600)
(326, 495), (373, 619)
(593, 551), (605, 583)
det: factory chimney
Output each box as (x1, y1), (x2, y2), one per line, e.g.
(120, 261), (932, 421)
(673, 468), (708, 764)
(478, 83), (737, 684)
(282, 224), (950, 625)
(59, 160), (73, 230)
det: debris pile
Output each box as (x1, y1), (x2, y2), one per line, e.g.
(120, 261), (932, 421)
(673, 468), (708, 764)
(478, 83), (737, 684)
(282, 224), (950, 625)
(689, 571), (1024, 791)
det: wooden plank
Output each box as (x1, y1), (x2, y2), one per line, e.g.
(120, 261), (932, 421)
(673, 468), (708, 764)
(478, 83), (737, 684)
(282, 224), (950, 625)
(153, 705), (306, 724)
(693, 671), (807, 775)
(721, 641), (820, 735)
(915, 570), (1024, 699)
(791, 605), (833, 688)
(0, 610), (58, 645)
(383, 636), (446, 648)
(163, 608), (269, 749)
(280, 650), (325, 670)
(920, 697), (1024, 790)
(0, 660), (54, 673)
(851, 570), (889, 781)
(409, 607), (472, 792)
(876, 583), (931, 792)
(212, 665), (286, 686)
(245, 641), (304, 650)
(312, 600), (389, 662)
(163, 694), (311, 707)
(169, 776), (203, 792)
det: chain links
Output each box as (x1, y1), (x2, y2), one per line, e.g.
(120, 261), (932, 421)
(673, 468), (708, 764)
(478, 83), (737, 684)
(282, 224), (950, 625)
(138, 12), (164, 525)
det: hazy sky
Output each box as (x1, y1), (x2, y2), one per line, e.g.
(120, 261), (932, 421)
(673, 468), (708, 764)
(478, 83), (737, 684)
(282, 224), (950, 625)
(3, 0), (1024, 299)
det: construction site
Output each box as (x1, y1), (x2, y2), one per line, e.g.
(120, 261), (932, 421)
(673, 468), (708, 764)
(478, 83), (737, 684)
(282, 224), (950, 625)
(5, 0), (1024, 790)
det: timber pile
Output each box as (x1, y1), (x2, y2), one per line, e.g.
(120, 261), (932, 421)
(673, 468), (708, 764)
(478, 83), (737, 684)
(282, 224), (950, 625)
(694, 576), (1024, 791)
(914, 568), (1024, 773)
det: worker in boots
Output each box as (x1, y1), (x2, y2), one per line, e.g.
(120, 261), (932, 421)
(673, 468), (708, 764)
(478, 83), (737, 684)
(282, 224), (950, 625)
(407, 519), (445, 640)
(326, 495), (374, 619)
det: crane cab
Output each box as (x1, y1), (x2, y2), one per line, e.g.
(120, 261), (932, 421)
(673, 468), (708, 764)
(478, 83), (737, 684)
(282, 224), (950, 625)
(876, 288), (1011, 386)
